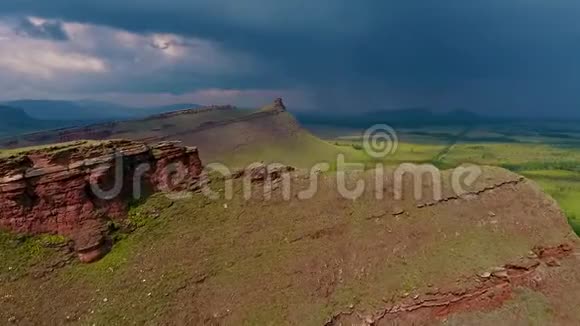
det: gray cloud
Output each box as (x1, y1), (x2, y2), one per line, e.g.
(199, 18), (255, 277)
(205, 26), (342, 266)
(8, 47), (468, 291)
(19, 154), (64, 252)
(14, 17), (69, 41)
(1, 1), (580, 116)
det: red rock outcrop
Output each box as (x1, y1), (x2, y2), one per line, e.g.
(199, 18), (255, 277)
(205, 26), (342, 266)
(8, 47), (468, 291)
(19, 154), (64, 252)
(0, 140), (202, 262)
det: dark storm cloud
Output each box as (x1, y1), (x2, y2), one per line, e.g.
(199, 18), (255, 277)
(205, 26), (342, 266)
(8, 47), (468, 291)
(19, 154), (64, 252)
(1, 1), (580, 116)
(14, 17), (69, 41)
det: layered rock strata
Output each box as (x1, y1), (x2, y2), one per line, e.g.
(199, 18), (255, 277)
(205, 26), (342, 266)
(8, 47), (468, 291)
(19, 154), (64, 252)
(0, 140), (202, 262)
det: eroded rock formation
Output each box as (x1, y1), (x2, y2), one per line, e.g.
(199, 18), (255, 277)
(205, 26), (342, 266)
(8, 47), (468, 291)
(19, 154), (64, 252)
(0, 140), (202, 262)
(260, 98), (286, 112)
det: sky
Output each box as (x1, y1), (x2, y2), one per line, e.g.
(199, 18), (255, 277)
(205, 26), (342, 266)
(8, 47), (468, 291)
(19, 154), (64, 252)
(0, 1), (579, 117)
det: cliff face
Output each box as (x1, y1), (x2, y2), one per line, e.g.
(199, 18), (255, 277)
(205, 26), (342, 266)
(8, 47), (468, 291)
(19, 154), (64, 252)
(0, 140), (202, 262)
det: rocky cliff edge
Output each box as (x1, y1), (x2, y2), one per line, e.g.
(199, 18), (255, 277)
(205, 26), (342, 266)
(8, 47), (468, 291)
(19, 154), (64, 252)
(0, 140), (202, 262)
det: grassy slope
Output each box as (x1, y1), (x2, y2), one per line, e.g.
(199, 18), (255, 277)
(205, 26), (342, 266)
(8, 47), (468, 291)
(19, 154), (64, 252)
(0, 232), (69, 281)
(3, 114), (580, 323)
(217, 131), (368, 168)
(112, 108), (253, 141)
(1, 106), (357, 170)
(5, 120), (579, 234)
(518, 170), (580, 235)
(426, 127), (580, 236)
(0, 107), (252, 149)
(1, 168), (574, 324)
(0, 140), (97, 158)
(1, 121), (580, 323)
(314, 125), (577, 236)
(312, 124), (580, 236)
(170, 110), (379, 170)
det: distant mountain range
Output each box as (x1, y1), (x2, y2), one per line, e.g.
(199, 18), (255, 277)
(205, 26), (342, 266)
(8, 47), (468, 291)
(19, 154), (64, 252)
(0, 105), (77, 137)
